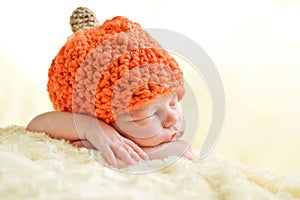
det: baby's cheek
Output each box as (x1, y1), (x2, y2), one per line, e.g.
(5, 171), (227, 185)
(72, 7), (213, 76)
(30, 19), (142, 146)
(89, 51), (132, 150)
(142, 118), (164, 137)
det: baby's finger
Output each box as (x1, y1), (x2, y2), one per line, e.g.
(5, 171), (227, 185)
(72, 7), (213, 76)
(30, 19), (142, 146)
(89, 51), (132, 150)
(125, 139), (149, 161)
(183, 149), (195, 160)
(112, 146), (135, 165)
(127, 148), (143, 162)
(101, 146), (118, 168)
(71, 140), (94, 148)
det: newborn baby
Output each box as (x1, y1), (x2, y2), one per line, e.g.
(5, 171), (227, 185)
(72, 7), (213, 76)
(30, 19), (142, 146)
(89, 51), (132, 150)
(26, 7), (194, 168)
(27, 93), (194, 168)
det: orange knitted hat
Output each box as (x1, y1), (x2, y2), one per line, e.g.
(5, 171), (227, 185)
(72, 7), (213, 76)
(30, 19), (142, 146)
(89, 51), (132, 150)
(47, 7), (185, 123)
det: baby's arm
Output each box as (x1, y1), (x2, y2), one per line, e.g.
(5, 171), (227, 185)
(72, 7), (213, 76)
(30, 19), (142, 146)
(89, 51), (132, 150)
(26, 111), (148, 167)
(142, 140), (195, 161)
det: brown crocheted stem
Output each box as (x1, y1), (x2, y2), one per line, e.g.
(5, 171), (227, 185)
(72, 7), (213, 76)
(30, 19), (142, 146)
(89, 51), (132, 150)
(70, 7), (99, 33)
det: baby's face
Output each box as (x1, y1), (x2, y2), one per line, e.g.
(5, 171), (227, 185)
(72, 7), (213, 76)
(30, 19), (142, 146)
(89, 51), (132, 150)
(111, 94), (185, 147)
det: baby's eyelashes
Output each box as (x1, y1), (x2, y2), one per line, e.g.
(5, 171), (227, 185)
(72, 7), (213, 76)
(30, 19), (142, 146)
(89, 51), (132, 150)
(132, 113), (155, 122)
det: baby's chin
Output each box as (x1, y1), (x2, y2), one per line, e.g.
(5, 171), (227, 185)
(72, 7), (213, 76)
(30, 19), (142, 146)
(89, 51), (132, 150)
(128, 135), (170, 147)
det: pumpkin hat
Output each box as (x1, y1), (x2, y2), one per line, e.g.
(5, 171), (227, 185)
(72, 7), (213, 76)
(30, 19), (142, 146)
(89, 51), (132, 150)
(47, 7), (185, 123)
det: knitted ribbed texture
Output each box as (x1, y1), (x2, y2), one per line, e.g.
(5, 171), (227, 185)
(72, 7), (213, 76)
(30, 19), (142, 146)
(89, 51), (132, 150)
(47, 8), (184, 123)
(70, 7), (99, 33)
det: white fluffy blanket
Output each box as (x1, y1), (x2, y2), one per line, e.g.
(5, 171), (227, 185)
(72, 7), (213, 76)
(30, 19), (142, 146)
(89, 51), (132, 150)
(1, 126), (299, 200)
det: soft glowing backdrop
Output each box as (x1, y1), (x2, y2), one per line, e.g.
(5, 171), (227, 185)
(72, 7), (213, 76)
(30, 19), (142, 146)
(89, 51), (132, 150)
(1, 0), (300, 176)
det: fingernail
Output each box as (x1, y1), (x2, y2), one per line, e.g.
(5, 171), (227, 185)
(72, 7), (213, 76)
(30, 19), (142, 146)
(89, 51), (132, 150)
(185, 151), (195, 160)
(144, 155), (150, 160)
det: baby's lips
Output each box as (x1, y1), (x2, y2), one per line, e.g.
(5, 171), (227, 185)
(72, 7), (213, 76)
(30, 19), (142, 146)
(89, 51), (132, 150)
(170, 132), (177, 141)
(171, 125), (184, 138)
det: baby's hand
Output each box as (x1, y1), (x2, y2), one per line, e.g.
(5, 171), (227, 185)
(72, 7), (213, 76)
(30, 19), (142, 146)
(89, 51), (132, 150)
(84, 122), (149, 168)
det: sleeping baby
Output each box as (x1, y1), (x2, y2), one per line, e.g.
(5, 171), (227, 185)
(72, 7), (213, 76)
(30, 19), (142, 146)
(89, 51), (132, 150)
(26, 7), (194, 168)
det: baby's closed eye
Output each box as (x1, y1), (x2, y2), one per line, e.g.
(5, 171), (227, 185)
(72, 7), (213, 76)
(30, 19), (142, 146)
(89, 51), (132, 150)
(131, 114), (157, 127)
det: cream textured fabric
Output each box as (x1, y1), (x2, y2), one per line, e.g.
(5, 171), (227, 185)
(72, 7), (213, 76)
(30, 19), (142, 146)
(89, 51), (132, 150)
(1, 126), (299, 199)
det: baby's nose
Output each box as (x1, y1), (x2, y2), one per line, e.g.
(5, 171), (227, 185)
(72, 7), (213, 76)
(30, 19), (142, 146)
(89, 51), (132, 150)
(163, 109), (179, 128)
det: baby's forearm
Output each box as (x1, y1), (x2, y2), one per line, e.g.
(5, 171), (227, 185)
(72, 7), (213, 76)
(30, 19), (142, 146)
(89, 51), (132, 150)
(26, 111), (100, 140)
(26, 111), (149, 166)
